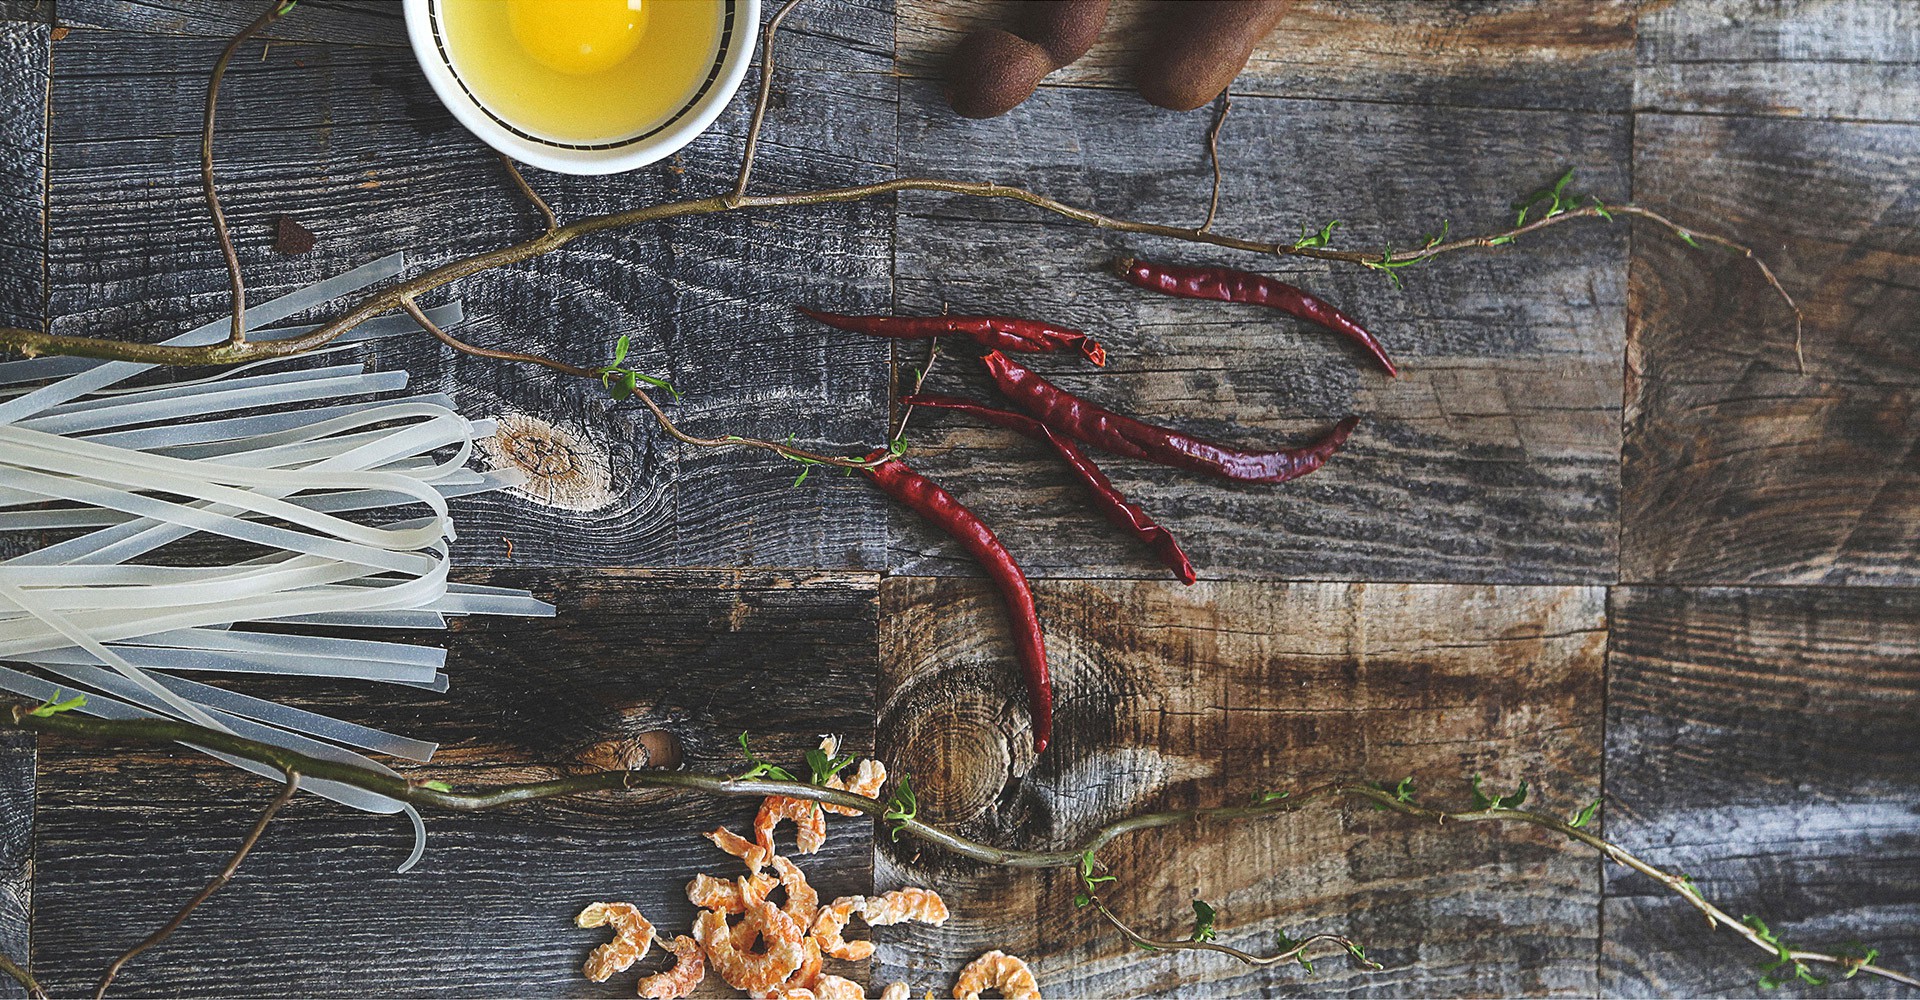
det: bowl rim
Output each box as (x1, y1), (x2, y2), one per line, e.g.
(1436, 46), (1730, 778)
(401, 0), (760, 176)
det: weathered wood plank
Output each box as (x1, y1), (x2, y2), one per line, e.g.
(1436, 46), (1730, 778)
(0, 733), (28, 1000)
(29, 569), (880, 997)
(883, 83), (1626, 583)
(1602, 586), (1920, 996)
(1636, 0), (1920, 125)
(48, 0), (404, 45)
(874, 577), (1606, 997)
(0, 19), (46, 996)
(895, 0), (1636, 113)
(1621, 113), (1920, 585)
(38, 4), (896, 571)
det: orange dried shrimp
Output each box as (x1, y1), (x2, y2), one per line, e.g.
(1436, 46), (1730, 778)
(861, 887), (949, 926)
(688, 871), (779, 913)
(879, 983), (912, 1000)
(770, 854), (821, 926)
(811, 974), (866, 999)
(809, 896), (874, 961)
(637, 934), (704, 999)
(756, 794), (827, 856)
(696, 901), (806, 993)
(708, 825), (771, 874)
(752, 936), (822, 999)
(822, 758), (889, 816)
(953, 950), (1040, 1000)
(575, 901), (655, 982)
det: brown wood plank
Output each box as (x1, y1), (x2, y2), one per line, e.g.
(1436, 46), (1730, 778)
(895, 0), (1636, 113)
(1621, 113), (1920, 585)
(1602, 586), (1920, 995)
(28, 569), (880, 997)
(39, 5), (897, 570)
(1636, 0), (1920, 125)
(883, 84), (1627, 583)
(874, 577), (1606, 997)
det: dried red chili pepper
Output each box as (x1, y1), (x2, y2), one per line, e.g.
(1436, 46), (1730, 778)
(980, 351), (1360, 484)
(797, 306), (1107, 366)
(1113, 257), (1397, 376)
(862, 450), (1053, 752)
(901, 392), (1196, 585)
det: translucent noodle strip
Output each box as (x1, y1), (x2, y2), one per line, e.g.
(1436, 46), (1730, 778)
(0, 253), (406, 423)
(80, 394), (458, 452)
(121, 627), (447, 668)
(23, 644), (439, 685)
(17, 372), (411, 436)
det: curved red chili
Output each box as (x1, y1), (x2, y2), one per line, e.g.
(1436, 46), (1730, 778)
(797, 306), (1107, 366)
(980, 351), (1360, 484)
(1113, 258), (1397, 376)
(862, 449), (1052, 752)
(901, 392), (1196, 585)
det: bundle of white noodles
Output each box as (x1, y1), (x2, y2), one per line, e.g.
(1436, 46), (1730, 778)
(0, 254), (553, 870)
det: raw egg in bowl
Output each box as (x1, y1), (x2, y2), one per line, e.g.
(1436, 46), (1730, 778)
(404, 0), (758, 175)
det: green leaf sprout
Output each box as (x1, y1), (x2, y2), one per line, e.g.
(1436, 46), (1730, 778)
(882, 773), (918, 841)
(733, 731), (797, 782)
(26, 691), (85, 717)
(1189, 899), (1218, 942)
(599, 334), (681, 402)
(1468, 775), (1529, 811)
(1293, 219), (1342, 250)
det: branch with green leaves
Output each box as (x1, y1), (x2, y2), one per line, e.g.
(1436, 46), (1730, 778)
(7, 703), (1910, 991)
(0, 2), (1804, 390)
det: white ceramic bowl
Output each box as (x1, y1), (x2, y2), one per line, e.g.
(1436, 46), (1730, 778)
(402, 0), (759, 175)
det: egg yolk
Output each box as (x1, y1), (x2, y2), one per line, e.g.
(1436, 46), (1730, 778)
(505, 0), (649, 76)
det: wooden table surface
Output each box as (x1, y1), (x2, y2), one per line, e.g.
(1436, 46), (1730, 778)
(1, 0), (1916, 996)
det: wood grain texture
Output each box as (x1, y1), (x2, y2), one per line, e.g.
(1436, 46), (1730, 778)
(29, 569), (879, 997)
(1603, 586), (1920, 996)
(896, 0), (1637, 113)
(874, 577), (1607, 997)
(0, 733), (28, 1000)
(40, 1), (896, 570)
(884, 82), (1626, 583)
(0, 20), (43, 996)
(1622, 113), (1920, 585)
(1636, 0), (1920, 125)
(47, 0), (404, 45)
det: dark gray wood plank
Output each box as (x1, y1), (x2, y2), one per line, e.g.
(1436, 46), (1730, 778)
(1603, 586), (1920, 996)
(882, 82), (1626, 584)
(0, 19), (44, 331)
(49, 0), (403, 45)
(897, 0), (1637, 114)
(0, 19), (45, 996)
(875, 577), (1607, 998)
(0, 733), (29, 1000)
(29, 569), (880, 997)
(39, 3), (898, 569)
(1621, 113), (1920, 585)
(1636, 0), (1920, 125)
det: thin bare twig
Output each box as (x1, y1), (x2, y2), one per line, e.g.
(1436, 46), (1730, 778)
(889, 336), (940, 443)
(1200, 94), (1231, 233)
(203, 0), (293, 345)
(731, 0), (809, 203)
(1091, 900), (1371, 971)
(399, 297), (594, 378)
(0, 952), (45, 999)
(11, 707), (1912, 990)
(497, 154), (557, 234)
(396, 299), (866, 469)
(94, 770), (300, 999)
